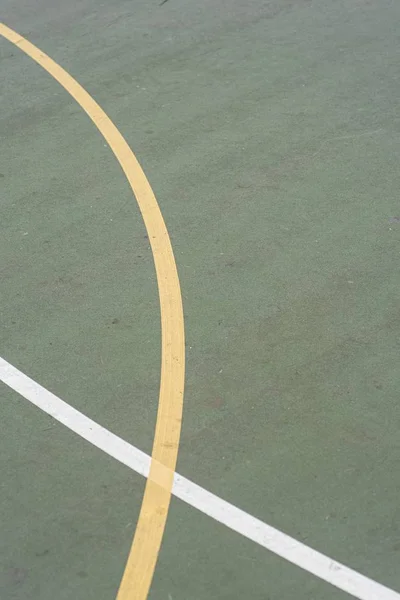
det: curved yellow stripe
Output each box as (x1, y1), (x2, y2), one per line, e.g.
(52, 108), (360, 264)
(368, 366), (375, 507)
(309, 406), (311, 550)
(0, 23), (185, 599)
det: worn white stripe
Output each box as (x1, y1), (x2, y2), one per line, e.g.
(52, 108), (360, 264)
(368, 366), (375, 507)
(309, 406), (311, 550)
(1, 355), (399, 600)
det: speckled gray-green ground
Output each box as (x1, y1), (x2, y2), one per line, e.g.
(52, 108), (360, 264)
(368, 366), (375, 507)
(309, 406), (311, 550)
(1, 1), (400, 598)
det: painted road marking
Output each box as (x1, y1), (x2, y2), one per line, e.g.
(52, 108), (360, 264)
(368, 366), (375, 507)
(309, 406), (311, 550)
(1, 357), (399, 600)
(0, 22), (185, 600)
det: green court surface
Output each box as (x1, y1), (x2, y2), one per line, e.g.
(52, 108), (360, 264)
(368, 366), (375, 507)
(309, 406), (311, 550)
(1, 0), (400, 599)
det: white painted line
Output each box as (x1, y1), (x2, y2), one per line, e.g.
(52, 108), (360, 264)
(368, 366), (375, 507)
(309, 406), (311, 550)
(0, 357), (151, 478)
(1, 355), (399, 600)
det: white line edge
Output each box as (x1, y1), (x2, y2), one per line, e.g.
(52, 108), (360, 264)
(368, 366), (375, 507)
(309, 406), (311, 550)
(1, 356), (399, 600)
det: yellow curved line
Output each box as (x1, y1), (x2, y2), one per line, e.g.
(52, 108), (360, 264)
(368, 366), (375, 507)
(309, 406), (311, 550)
(0, 23), (185, 599)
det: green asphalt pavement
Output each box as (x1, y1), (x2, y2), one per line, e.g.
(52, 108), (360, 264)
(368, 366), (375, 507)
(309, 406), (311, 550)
(1, 0), (400, 598)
